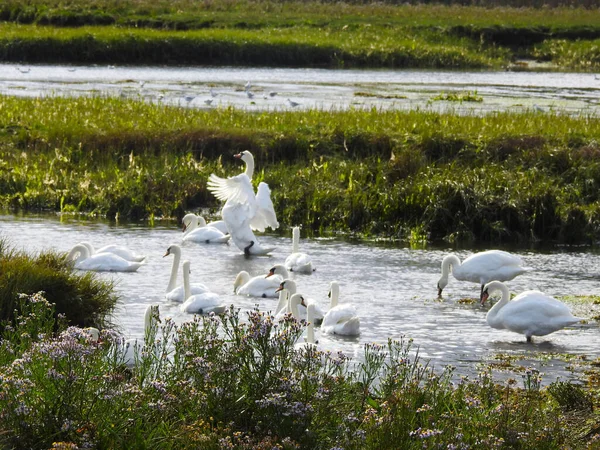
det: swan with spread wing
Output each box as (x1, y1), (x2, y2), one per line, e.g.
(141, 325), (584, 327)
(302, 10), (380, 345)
(207, 151), (278, 255)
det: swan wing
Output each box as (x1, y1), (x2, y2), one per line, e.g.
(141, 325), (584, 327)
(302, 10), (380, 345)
(236, 275), (281, 297)
(457, 250), (527, 283)
(207, 219), (229, 234)
(96, 244), (146, 262)
(183, 227), (230, 243)
(250, 182), (279, 232)
(166, 283), (211, 302)
(76, 253), (142, 272)
(180, 292), (225, 314)
(207, 173), (256, 207)
(322, 304), (358, 328)
(285, 252), (313, 273)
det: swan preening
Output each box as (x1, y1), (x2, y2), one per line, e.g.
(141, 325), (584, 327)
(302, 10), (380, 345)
(164, 244), (210, 302)
(321, 281), (360, 336)
(481, 281), (582, 343)
(181, 213), (230, 244)
(207, 151), (278, 256)
(67, 244), (144, 272)
(180, 260), (226, 315)
(437, 250), (529, 301)
(234, 264), (289, 298)
(285, 226), (315, 274)
(80, 241), (146, 262)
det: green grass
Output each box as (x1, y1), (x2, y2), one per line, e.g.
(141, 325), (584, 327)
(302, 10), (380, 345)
(2, 293), (598, 449)
(0, 238), (117, 329)
(2, 95), (600, 244)
(0, 2), (599, 68)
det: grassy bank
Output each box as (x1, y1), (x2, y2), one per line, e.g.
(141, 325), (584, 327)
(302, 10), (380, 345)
(1, 95), (600, 245)
(1, 292), (598, 449)
(0, 239), (117, 328)
(0, 1), (599, 69)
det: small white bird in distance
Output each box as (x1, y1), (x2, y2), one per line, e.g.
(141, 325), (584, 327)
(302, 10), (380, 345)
(210, 88), (218, 97)
(244, 81), (252, 91)
(287, 98), (300, 107)
(204, 99), (213, 106)
(246, 91), (255, 99)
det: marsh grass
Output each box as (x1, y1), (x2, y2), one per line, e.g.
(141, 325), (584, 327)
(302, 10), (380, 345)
(0, 2), (599, 68)
(2, 96), (600, 243)
(1, 292), (594, 449)
(0, 238), (117, 329)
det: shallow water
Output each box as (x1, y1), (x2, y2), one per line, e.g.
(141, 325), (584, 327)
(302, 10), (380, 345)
(2, 213), (599, 384)
(1, 63), (600, 115)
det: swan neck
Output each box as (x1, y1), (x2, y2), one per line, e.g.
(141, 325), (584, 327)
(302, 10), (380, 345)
(182, 262), (191, 301)
(289, 295), (301, 320)
(442, 254), (461, 276)
(244, 155), (254, 180)
(292, 227), (300, 253)
(68, 244), (90, 263)
(306, 304), (315, 344)
(167, 248), (181, 292)
(329, 283), (339, 308)
(486, 283), (510, 326)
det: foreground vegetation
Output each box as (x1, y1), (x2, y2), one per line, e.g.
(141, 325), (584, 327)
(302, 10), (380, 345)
(1, 292), (599, 449)
(1, 95), (600, 244)
(0, 1), (599, 69)
(0, 239), (117, 328)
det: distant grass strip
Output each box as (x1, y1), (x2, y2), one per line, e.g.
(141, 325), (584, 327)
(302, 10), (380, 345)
(1, 95), (600, 244)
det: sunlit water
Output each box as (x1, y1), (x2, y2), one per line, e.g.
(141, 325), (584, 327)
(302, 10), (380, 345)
(1, 63), (600, 115)
(2, 213), (599, 384)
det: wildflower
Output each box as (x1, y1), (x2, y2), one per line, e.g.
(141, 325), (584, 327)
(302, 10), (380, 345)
(416, 404), (433, 413)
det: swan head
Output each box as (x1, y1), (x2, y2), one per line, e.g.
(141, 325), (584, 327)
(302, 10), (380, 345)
(234, 271), (250, 293)
(266, 264), (288, 279)
(181, 213), (197, 232)
(234, 150), (253, 164)
(437, 276), (448, 297)
(163, 244), (181, 258)
(277, 279), (297, 295)
(480, 281), (505, 306)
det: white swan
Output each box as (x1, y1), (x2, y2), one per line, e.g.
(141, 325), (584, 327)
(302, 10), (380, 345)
(437, 250), (529, 301)
(321, 281), (360, 336)
(481, 281), (583, 343)
(122, 304), (159, 366)
(181, 213), (230, 244)
(285, 226), (314, 274)
(180, 260), (226, 314)
(276, 279), (324, 324)
(163, 244), (211, 302)
(80, 241), (146, 262)
(273, 285), (291, 321)
(207, 150), (278, 255)
(67, 244), (143, 272)
(233, 264), (289, 298)
(288, 293), (317, 349)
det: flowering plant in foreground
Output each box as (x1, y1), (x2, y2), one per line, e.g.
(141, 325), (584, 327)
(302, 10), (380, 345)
(0, 293), (580, 449)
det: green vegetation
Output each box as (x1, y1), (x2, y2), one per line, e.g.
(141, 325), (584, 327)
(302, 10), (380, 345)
(430, 91), (483, 102)
(0, 238), (117, 329)
(2, 293), (599, 449)
(0, 1), (599, 69)
(1, 95), (600, 244)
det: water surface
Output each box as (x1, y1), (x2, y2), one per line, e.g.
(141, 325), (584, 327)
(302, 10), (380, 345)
(2, 213), (599, 384)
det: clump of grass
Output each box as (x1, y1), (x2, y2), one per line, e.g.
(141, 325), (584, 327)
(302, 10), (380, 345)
(430, 90), (483, 102)
(1, 294), (594, 449)
(0, 238), (117, 329)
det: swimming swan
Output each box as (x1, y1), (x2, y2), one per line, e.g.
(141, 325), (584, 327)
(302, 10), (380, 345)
(276, 279), (324, 324)
(67, 244), (143, 272)
(288, 293), (318, 349)
(180, 260), (226, 314)
(163, 244), (210, 302)
(437, 250), (529, 301)
(285, 226), (314, 274)
(481, 281), (583, 343)
(181, 213), (230, 244)
(321, 281), (360, 336)
(234, 264), (289, 298)
(80, 241), (146, 262)
(207, 150), (278, 255)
